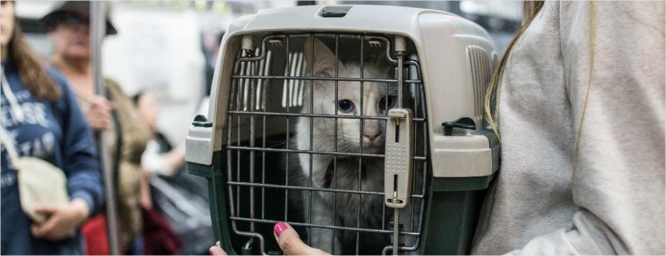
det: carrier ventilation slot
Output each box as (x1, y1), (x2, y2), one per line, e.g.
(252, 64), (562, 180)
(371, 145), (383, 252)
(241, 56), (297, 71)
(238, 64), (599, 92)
(282, 51), (306, 108)
(235, 48), (272, 111)
(466, 46), (492, 127)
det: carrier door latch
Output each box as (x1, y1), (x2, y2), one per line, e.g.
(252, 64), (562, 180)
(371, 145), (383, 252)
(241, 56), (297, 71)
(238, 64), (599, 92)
(319, 6), (351, 17)
(384, 108), (414, 209)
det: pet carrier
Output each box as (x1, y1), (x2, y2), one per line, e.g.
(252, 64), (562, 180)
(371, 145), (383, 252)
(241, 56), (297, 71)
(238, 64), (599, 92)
(186, 5), (499, 255)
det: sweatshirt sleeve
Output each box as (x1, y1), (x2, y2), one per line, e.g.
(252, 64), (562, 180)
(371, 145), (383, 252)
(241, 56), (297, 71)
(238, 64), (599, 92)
(49, 69), (105, 217)
(513, 2), (664, 254)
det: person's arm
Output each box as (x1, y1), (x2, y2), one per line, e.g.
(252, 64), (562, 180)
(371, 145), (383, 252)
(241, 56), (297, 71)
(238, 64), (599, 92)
(141, 141), (186, 176)
(50, 69), (105, 218)
(163, 143), (186, 174)
(513, 2), (664, 254)
(31, 69), (105, 240)
(31, 199), (90, 240)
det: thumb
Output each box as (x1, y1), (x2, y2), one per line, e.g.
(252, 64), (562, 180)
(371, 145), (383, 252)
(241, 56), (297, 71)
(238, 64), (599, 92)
(209, 241), (227, 256)
(274, 222), (328, 255)
(31, 214), (57, 238)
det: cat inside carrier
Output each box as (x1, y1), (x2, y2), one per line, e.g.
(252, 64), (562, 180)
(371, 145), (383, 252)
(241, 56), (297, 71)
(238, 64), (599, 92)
(186, 5), (499, 255)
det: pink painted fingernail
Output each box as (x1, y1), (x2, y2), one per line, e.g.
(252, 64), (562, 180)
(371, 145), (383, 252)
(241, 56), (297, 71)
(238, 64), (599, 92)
(274, 222), (287, 237)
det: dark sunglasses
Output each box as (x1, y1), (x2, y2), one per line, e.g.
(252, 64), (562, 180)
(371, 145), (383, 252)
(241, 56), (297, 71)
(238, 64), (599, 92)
(57, 15), (90, 29)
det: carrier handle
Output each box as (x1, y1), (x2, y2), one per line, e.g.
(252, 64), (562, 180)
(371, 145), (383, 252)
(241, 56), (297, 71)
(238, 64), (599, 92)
(319, 6), (351, 18)
(442, 117), (476, 136)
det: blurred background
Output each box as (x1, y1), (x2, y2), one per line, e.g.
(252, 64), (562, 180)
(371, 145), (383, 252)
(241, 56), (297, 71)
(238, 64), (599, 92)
(15, 0), (522, 148)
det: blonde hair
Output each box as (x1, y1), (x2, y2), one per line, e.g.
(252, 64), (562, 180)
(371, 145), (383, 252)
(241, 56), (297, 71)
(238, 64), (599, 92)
(484, 1), (544, 141)
(484, 1), (599, 173)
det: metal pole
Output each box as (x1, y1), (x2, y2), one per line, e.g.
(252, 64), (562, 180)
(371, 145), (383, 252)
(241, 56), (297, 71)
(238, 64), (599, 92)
(90, 2), (121, 255)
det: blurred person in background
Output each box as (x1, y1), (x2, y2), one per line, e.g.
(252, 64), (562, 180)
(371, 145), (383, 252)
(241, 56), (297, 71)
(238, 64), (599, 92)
(1, 0), (104, 254)
(130, 91), (184, 255)
(204, 31), (224, 97)
(42, 1), (151, 254)
(135, 92), (186, 178)
(134, 91), (214, 255)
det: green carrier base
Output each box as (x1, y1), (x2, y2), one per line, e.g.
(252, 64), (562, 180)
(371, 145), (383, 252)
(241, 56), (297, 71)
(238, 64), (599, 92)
(189, 149), (495, 255)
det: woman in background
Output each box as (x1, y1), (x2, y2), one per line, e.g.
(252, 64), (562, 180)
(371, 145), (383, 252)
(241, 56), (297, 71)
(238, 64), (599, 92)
(134, 91), (214, 255)
(42, 1), (151, 254)
(0, 0), (104, 254)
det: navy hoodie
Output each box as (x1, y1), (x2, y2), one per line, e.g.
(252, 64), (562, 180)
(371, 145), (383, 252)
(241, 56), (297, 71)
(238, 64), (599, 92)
(1, 60), (104, 254)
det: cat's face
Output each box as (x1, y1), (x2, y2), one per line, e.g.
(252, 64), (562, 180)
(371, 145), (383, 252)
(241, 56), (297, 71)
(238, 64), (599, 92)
(303, 38), (395, 154)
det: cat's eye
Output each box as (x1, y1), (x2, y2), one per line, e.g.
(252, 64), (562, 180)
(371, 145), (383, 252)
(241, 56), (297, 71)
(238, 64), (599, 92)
(337, 99), (355, 113)
(379, 96), (396, 111)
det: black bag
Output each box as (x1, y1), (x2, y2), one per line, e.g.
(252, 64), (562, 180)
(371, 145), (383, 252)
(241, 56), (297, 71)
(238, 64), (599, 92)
(149, 133), (214, 255)
(151, 171), (214, 255)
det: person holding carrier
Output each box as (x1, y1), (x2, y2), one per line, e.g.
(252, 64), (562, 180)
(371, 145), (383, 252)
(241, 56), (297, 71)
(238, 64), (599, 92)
(211, 1), (665, 255)
(0, 0), (104, 254)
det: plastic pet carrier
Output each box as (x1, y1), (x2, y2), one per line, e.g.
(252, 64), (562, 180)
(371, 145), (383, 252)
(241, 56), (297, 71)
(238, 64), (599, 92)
(186, 5), (499, 255)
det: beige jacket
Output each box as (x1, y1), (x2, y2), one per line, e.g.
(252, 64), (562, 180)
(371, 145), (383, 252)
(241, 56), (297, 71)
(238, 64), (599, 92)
(76, 79), (151, 249)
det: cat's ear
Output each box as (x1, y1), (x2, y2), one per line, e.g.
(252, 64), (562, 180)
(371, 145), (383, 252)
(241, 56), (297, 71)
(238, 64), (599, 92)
(304, 37), (340, 77)
(375, 52), (395, 78)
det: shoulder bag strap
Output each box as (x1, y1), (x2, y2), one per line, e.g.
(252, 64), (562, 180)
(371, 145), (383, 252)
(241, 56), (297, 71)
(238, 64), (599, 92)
(0, 125), (20, 167)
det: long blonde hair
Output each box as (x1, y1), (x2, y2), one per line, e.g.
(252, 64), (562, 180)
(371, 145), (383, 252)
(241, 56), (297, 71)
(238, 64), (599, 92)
(484, 1), (544, 140)
(484, 1), (603, 174)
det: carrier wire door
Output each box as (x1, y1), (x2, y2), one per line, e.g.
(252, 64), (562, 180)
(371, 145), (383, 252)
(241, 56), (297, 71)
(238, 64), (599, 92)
(222, 33), (428, 255)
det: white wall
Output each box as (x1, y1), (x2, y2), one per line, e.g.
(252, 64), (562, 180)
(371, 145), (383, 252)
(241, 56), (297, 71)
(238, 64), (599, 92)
(103, 4), (206, 145)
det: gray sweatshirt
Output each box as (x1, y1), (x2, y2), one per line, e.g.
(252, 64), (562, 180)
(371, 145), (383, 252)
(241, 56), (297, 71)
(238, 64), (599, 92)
(470, 2), (664, 255)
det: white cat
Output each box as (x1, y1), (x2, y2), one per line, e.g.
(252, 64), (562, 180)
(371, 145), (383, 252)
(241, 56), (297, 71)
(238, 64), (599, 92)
(290, 38), (404, 255)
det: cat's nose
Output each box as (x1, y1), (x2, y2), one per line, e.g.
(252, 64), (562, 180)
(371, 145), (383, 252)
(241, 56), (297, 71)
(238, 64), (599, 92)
(363, 130), (380, 142)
